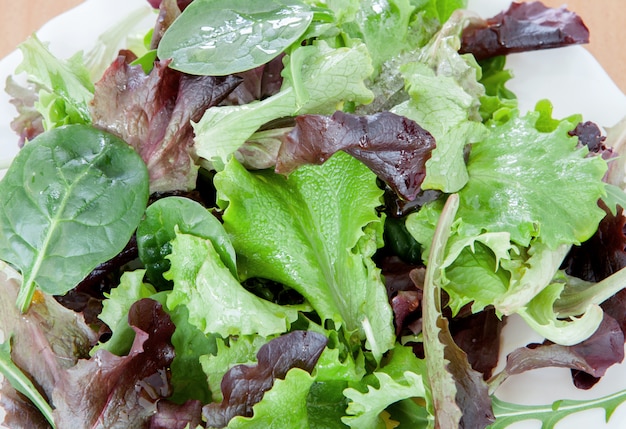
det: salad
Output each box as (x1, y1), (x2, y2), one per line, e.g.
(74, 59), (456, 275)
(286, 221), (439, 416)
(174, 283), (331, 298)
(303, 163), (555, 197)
(1, 0), (626, 428)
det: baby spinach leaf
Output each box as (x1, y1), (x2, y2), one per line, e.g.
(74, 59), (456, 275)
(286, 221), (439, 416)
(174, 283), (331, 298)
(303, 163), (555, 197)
(0, 124), (149, 312)
(158, 0), (313, 76)
(136, 196), (237, 290)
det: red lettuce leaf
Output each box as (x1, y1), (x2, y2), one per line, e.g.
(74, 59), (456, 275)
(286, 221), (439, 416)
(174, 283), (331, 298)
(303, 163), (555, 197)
(562, 202), (626, 283)
(449, 309), (504, 380)
(0, 266), (98, 405)
(491, 315), (624, 390)
(222, 55), (285, 106)
(203, 331), (327, 428)
(149, 399), (203, 429)
(276, 111), (436, 201)
(0, 380), (51, 429)
(146, 0), (193, 11)
(460, 1), (589, 60)
(5, 76), (45, 147)
(50, 298), (176, 428)
(91, 54), (241, 193)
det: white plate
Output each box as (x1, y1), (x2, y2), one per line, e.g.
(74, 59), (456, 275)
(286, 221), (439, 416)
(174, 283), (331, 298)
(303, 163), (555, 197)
(1, 0), (626, 428)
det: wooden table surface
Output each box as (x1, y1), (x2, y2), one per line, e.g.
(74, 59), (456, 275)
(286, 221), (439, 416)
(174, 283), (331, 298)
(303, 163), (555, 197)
(0, 0), (624, 94)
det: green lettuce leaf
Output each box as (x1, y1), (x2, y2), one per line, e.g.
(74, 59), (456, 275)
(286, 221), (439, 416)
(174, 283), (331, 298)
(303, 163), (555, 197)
(136, 196), (237, 290)
(214, 152), (394, 361)
(166, 232), (299, 338)
(392, 61), (487, 193)
(458, 111), (606, 248)
(200, 335), (269, 403)
(342, 371), (428, 429)
(16, 35), (94, 130)
(94, 270), (157, 356)
(193, 40), (374, 169)
(225, 368), (315, 428)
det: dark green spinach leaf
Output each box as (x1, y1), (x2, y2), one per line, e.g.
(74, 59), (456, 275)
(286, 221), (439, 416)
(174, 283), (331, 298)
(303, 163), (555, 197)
(136, 196), (237, 290)
(0, 124), (149, 312)
(157, 0), (313, 76)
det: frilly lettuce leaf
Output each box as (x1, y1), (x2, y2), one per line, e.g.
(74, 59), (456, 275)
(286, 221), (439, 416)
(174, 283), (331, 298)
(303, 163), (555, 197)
(406, 108), (608, 343)
(165, 232), (300, 338)
(392, 61), (487, 194)
(94, 270), (157, 356)
(459, 110), (606, 248)
(136, 196), (238, 291)
(16, 35), (94, 130)
(200, 335), (269, 403)
(224, 368), (316, 429)
(342, 371), (428, 428)
(203, 331), (327, 428)
(214, 152), (394, 361)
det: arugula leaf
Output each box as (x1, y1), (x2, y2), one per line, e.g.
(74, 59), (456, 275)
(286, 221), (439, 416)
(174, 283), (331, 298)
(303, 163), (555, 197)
(193, 39), (374, 169)
(137, 196), (237, 290)
(158, 0), (314, 76)
(16, 35), (94, 130)
(214, 152), (395, 361)
(0, 124), (149, 312)
(0, 338), (55, 428)
(490, 389), (626, 429)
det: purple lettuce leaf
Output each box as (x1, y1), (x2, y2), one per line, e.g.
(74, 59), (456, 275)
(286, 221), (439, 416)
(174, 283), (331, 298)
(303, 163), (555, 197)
(222, 55), (285, 106)
(91, 54), (241, 193)
(146, 0), (193, 11)
(562, 202), (626, 283)
(149, 399), (203, 429)
(460, 1), (589, 60)
(202, 331), (327, 428)
(276, 111), (436, 201)
(149, 0), (195, 49)
(0, 264), (98, 405)
(5, 76), (44, 147)
(0, 379), (51, 429)
(50, 298), (176, 428)
(435, 313), (496, 428)
(449, 309), (504, 380)
(490, 314), (624, 391)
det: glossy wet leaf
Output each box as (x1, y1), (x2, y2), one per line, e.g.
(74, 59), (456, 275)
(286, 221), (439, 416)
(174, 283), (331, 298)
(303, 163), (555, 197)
(0, 124), (149, 311)
(158, 0), (313, 76)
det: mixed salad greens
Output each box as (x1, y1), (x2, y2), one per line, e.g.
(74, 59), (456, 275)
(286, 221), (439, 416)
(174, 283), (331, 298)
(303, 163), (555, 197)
(1, 0), (626, 427)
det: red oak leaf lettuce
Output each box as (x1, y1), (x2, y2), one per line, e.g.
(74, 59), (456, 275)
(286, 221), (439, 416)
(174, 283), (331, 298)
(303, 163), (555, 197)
(51, 298), (176, 428)
(91, 54), (241, 193)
